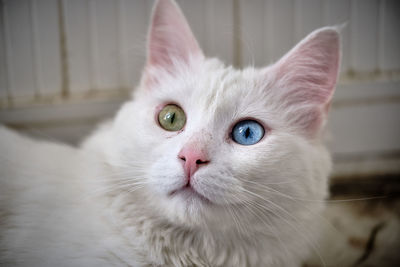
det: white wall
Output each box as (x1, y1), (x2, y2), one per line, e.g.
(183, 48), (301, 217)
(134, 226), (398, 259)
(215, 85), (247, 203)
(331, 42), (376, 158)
(0, 0), (399, 177)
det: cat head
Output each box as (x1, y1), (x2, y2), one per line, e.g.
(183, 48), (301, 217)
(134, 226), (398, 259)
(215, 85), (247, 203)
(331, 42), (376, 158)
(110, 0), (340, 233)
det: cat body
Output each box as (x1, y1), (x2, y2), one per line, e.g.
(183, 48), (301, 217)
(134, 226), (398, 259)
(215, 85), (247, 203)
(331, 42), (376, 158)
(0, 0), (340, 266)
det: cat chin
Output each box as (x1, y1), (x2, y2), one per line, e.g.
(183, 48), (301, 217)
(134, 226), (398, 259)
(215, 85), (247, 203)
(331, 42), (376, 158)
(169, 186), (212, 205)
(151, 189), (234, 230)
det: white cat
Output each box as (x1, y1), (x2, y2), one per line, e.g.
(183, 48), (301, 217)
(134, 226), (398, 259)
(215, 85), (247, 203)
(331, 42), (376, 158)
(0, 0), (341, 266)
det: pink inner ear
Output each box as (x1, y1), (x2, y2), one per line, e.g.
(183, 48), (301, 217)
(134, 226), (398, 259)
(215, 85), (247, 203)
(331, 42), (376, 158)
(276, 28), (340, 106)
(270, 27), (341, 136)
(146, 0), (203, 71)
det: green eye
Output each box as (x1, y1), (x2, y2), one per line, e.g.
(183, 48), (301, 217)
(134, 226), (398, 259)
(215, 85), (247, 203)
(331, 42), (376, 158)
(158, 104), (186, 131)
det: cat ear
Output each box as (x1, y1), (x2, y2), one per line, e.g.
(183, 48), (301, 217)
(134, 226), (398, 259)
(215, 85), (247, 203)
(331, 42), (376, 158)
(270, 27), (341, 137)
(143, 0), (204, 86)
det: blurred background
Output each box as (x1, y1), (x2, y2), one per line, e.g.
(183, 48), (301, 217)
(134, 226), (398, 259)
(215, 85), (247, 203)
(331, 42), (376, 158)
(0, 0), (399, 265)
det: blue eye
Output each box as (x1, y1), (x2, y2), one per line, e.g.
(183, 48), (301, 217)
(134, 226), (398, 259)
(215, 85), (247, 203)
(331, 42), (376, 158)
(232, 120), (264, 145)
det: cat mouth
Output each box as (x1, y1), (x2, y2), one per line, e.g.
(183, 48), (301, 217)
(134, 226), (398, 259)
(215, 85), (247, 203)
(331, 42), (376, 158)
(169, 185), (212, 204)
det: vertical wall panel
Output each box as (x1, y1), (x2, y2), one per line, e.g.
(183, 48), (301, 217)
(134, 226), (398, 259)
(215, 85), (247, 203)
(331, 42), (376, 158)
(350, 0), (379, 72)
(238, 0), (266, 67)
(63, 0), (91, 93)
(267, 0), (295, 61)
(87, 0), (99, 90)
(294, 0), (323, 42)
(379, 0), (400, 70)
(177, 0), (207, 51)
(117, 0), (148, 90)
(177, 0), (234, 65)
(3, 0), (36, 98)
(323, 0), (351, 72)
(32, 0), (61, 96)
(0, 0), (8, 99)
(204, 0), (234, 65)
(90, 0), (119, 90)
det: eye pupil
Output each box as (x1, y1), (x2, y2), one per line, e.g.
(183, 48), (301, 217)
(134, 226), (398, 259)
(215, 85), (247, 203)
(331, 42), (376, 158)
(170, 112), (175, 124)
(244, 127), (251, 138)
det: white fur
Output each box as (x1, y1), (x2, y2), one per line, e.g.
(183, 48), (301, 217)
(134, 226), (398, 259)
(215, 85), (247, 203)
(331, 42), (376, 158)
(0, 1), (340, 266)
(0, 62), (331, 266)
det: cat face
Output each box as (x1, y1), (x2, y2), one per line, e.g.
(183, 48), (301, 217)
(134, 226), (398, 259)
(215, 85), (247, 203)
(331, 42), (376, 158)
(110, 0), (340, 232)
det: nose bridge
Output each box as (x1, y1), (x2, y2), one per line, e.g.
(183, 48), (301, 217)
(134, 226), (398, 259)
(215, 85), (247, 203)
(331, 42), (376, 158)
(183, 130), (211, 151)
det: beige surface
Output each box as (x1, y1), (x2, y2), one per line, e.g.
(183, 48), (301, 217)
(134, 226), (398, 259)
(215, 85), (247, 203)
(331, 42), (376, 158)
(305, 191), (400, 267)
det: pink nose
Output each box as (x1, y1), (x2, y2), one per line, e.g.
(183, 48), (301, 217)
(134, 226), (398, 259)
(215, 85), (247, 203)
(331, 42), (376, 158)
(178, 145), (209, 181)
